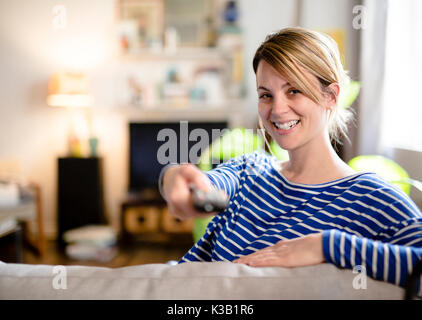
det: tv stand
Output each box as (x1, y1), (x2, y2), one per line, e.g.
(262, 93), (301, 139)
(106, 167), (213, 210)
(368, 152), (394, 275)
(119, 189), (193, 246)
(126, 187), (161, 202)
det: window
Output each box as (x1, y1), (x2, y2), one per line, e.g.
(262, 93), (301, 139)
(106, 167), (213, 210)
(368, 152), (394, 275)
(380, 0), (422, 151)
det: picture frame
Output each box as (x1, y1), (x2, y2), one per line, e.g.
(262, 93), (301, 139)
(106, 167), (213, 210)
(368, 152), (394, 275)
(164, 0), (213, 47)
(116, 0), (165, 50)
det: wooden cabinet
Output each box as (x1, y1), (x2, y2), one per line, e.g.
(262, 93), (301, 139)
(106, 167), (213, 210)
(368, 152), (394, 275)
(124, 206), (161, 234)
(120, 192), (194, 245)
(161, 207), (193, 234)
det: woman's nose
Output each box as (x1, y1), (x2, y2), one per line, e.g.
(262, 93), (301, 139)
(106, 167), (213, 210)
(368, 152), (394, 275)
(271, 95), (290, 114)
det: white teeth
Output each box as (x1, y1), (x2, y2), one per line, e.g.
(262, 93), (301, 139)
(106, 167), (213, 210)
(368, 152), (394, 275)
(274, 120), (299, 130)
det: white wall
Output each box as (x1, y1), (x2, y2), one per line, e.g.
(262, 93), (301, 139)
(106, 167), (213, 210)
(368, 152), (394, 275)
(0, 0), (122, 236)
(238, 0), (297, 126)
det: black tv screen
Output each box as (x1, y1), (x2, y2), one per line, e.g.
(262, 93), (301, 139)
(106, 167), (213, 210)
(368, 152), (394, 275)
(129, 121), (228, 192)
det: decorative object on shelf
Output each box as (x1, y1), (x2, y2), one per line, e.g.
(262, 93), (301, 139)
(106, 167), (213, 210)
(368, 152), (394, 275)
(69, 135), (83, 158)
(161, 67), (189, 107)
(116, 20), (138, 53)
(117, 0), (165, 51)
(190, 67), (224, 105)
(164, 27), (180, 54)
(127, 75), (144, 106)
(164, 0), (213, 47)
(223, 0), (238, 24)
(47, 72), (98, 157)
(89, 137), (99, 157)
(205, 15), (217, 47)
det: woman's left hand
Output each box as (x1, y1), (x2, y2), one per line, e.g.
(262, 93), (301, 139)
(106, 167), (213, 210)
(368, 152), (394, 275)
(232, 233), (324, 268)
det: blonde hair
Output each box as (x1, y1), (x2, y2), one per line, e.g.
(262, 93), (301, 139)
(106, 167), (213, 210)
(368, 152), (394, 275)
(253, 27), (353, 145)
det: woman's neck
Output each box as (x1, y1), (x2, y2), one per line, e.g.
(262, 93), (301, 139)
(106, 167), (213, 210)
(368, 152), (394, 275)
(282, 135), (355, 185)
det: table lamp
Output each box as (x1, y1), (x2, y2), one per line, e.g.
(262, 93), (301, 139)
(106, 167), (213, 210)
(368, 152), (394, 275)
(47, 72), (96, 157)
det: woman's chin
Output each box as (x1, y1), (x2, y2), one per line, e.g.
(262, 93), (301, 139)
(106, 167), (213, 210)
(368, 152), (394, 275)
(271, 137), (298, 151)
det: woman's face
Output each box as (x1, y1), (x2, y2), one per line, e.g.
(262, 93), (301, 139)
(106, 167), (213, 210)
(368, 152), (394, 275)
(256, 60), (333, 152)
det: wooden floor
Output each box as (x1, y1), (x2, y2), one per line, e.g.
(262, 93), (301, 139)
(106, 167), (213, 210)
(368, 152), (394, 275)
(22, 239), (194, 268)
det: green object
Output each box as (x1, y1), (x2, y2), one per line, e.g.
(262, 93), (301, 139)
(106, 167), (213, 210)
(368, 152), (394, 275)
(269, 140), (289, 161)
(192, 216), (213, 244)
(339, 81), (361, 109)
(210, 127), (263, 161)
(89, 137), (99, 157)
(348, 155), (411, 195)
(197, 127), (264, 172)
(193, 127), (264, 243)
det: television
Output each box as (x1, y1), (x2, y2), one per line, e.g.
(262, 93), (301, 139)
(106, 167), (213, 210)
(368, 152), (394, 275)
(129, 121), (228, 193)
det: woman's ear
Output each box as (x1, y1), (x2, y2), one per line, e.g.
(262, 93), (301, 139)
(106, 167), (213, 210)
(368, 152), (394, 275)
(325, 83), (340, 108)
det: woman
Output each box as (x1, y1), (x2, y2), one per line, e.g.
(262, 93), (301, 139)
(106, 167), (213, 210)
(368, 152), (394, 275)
(160, 27), (422, 289)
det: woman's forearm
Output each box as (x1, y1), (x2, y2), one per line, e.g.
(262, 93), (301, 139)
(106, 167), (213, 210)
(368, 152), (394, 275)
(322, 229), (422, 289)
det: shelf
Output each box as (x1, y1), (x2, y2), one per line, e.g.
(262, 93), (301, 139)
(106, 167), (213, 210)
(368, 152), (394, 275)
(121, 98), (245, 110)
(118, 99), (246, 122)
(119, 47), (233, 61)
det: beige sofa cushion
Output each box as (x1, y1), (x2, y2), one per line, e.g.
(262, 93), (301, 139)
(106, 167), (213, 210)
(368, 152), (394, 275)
(0, 261), (404, 300)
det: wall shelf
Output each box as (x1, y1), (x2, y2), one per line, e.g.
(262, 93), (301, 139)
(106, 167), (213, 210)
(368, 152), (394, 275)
(119, 47), (233, 62)
(118, 99), (246, 125)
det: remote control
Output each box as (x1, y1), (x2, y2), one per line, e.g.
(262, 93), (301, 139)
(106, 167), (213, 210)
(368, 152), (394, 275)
(189, 184), (229, 213)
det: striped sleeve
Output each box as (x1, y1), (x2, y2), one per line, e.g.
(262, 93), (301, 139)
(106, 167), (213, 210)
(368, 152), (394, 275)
(204, 155), (247, 201)
(322, 220), (422, 292)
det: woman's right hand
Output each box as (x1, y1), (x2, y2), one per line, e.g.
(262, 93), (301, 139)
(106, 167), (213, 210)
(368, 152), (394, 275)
(161, 163), (224, 220)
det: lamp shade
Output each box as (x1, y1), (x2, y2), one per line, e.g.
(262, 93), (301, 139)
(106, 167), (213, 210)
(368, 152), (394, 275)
(47, 72), (93, 107)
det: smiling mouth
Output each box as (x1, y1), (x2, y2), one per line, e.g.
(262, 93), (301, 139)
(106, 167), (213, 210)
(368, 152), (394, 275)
(272, 120), (300, 130)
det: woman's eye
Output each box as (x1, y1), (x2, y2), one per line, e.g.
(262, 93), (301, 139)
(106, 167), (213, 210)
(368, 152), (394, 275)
(288, 89), (300, 95)
(259, 93), (272, 99)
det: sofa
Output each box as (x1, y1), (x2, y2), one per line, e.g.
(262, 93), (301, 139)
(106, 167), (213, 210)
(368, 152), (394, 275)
(0, 261), (405, 300)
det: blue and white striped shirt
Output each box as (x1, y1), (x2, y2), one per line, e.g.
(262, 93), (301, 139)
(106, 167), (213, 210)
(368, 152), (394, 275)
(179, 151), (422, 290)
